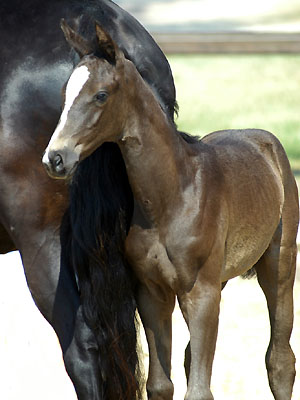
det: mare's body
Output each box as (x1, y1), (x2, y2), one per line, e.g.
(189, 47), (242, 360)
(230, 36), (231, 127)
(43, 27), (299, 400)
(0, 2), (176, 399)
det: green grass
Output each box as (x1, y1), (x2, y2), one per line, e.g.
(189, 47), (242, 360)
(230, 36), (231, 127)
(168, 54), (300, 167)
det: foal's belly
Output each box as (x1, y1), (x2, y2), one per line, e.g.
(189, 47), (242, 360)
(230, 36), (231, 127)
(221, 233), (272, 281)
(221, 209), (281, 282)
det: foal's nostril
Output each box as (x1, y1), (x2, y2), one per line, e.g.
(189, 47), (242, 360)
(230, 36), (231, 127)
(53, 154), (63, 167)
(42, 150), (69, 178)
(52, 153), (65, 173)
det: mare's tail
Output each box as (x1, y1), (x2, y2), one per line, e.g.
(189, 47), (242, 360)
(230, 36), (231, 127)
(63, 143), (140, 399)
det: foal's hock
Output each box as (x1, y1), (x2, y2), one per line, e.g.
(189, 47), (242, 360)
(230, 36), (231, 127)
(43, 22), (299, 400)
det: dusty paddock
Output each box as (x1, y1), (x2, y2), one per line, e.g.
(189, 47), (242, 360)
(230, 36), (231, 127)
(0, 250), (299, 400)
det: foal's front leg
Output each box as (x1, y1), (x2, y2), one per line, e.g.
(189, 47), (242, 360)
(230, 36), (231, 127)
(178, 258), (222, 400)
(138, 282), (176, 400)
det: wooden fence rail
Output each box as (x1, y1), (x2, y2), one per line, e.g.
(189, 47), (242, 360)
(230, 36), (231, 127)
(152, 32), (300, 54)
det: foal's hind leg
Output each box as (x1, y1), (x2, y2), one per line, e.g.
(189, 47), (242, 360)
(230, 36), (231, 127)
(255, 220), (297, 400)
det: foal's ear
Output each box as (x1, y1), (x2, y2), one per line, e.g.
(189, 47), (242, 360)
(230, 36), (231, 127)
(60, 19), (94, 58)
(95, 22), (124, 65)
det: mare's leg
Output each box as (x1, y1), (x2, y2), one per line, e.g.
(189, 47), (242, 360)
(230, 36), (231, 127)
(255, 219), (297, 400)
(138, 282), (175, 400)
(20, 230), (103, 400)
(177, 256), (222, 400)
(0, 138), (103, 398)
(0, 186), (102, 398)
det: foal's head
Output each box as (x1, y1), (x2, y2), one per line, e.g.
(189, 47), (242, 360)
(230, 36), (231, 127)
(42, 21), (134, 178)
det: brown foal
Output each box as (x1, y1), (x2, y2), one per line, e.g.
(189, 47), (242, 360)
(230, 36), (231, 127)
(43, 22), (299, 400)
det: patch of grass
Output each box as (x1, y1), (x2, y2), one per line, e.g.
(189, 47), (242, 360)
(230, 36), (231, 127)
(168, 54), (300, 167)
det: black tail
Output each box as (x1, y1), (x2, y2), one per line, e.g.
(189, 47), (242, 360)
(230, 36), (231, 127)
(65, 143), (140, 399)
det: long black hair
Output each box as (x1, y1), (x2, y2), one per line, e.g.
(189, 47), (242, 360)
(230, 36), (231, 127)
(60, 2), (178, 398)
(66, 143), (139, 399)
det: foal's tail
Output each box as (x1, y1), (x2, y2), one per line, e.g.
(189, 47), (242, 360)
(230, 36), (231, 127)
(64, 143), (140, 400)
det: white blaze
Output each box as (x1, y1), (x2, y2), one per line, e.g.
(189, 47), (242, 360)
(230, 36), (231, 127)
(43, 65), (90, 163)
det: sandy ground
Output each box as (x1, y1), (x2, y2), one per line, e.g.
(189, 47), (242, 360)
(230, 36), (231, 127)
(0, 248), (299, 399)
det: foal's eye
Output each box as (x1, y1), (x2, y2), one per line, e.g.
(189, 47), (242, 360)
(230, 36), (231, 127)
(95, 91), (108, 103)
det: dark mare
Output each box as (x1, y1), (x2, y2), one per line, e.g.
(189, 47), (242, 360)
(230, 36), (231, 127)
(43, 25), (299, 400)
(0, 1), (177, 399)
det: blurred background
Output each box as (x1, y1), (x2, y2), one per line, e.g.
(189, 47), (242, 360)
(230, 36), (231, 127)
(0, 1), (299, 399)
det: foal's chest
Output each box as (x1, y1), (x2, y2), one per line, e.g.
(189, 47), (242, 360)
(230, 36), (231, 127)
(125, 225), (178, 292)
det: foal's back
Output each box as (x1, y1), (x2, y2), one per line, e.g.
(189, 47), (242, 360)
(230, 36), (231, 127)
(202, 128), (296, 201)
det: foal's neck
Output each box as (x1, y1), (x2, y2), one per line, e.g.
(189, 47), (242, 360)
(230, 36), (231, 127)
(118, 71), (191, 224)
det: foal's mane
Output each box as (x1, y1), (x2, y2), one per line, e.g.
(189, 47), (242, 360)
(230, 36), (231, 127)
(178, 130), (201, 144)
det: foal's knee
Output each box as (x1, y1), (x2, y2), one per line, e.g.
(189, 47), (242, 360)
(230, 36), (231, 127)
(147, 379), (174, 400)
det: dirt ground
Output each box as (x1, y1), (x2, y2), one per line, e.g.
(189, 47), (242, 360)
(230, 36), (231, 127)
(0, 248), (299, 399)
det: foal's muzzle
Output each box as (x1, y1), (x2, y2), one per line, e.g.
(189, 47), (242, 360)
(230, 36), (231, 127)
(42, 149), (78, 179)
